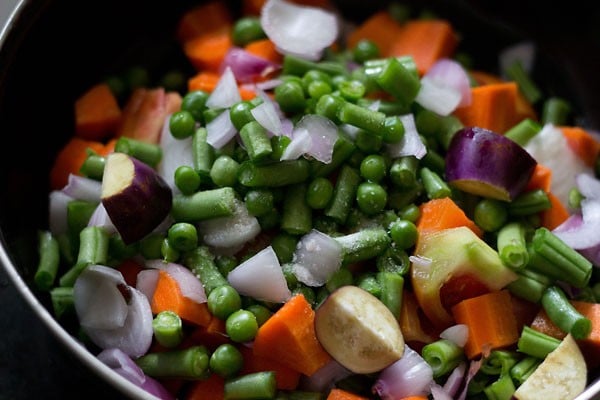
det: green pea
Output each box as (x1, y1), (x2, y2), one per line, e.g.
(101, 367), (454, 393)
(474, 199), (508, 232)
(232, 17), (266, 47)
(182, 90), (209, 122)
(398, 203), (420, 223)
(307, 80), (333, 99)
(306, 177), (334, 209)
(383, 116), (405, 143)
(275, 81), (306, 114)
(174, 165), (201, 195)
(225, 309), (259, 343)
(302, 70), (333, 92)
(360, 154), (387, 182)
(389, 219), (418, 249)
(244, 189), (275, 217)
(208, 285), (242, 320)
(169, 110), (196, 139)
(356, 181), (387, 215)
(353, 39), (380, 63)
(167, 222), (198, 252)
(209, 343), (244, 378)
(246, 304), (273, 327)
(210, 155), (240, 188)
(230, 101), (256, 131)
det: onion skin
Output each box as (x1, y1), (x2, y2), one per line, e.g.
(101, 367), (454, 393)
(445, 127), (537, 201)
(102, 153), (172, 244)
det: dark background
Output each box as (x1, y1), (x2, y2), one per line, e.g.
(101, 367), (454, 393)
(1, 0), (600, 399)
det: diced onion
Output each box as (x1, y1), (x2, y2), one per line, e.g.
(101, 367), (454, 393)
(291, 230), (342, 287)
(206, 66), (241, 109)
(49, 190), (74, 235)
(136, 269), (160, 303)
(440, 324), (469, 347)
(221, 47), (281, 83)
(443, 362), (467, 398)
(499, 41), (536, 76)
(251, 100), (283, 136)
(206, 108), (238, 149)
(431, 384), (453, 400)
(87, 203), (117, 235)
(281, 115), (338, 163)
(158, 115), (194, 191)
(423, 58), (472, 108)
(280, 127), (311, 161)
(260, 0), (338, 61)
(415, 77), (462, 116)
(62, 174), (103, 202)
(372, 345), (434, 399)
(386, 113), (427, 159)
(300, 359), (353, 392)
(227, 246), (292, 303)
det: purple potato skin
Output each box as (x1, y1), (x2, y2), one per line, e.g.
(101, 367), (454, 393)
(445, 127), (537, 201)
(102, 155), (172, 244)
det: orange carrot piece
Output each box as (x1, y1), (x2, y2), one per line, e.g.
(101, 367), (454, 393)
(176, 1), (232, 43)
(188, 71), (221, 93)
(540, 192), (570, 230)
(561, 126), (600, 168)
(525, 164), (552, 192)
(244, 38), (283, 64)
(183, 31), (233, 72)
(151, 270), (212, 327)
(115, 259), (144, 288)
(453, 82), (519, 134)
(345, 11), (403, 58)
(416, 197), (483, 238)
(49, 137), (105, 190)
(117, 87), (168, 144)
(253, 294), (332, 376)
(165, 91), (183, 115)
(239, 345), (301, 390)
(186, 373), (225, 400)
(74, 83), (121, 141)
(398, 397), (429, 400)
(451, 290), (520, 359)
(531, 301), (600, 368)
(326, 388), (370, 400)
(388, 19), (458, 75)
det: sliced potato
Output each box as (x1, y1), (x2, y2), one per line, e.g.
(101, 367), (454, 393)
(314, 285), (404, 374)
(514, 334), (587, 400)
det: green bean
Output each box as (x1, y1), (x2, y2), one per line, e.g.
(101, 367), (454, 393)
(480, 350), (519, 376)
(114, 137), (162, 168)
(497, 222), (529, 269)
(183, 246), (228, 295)
(271, 233), (299, 264)
(245, 189), (275, 217)
(507, 268), (552, 304)
(389, 156), (418, 188)
(34, 231), (60, 291)
(541, 285), (591, 340)
(504, 60), (542, 104)
(160, 238), (180, 263)
(324, 165), (361, 224)
(376, 246), (410, 275)
(375, 57), (421, 105)
(335, 228), (390, 265)
(421, 339), (464, 378)
(508, 189), (551, 216)
(517, 326), (561, 359)
(192, 127), (215, 179)
(504, 118), (542, 146)
(136, 346), (209, 379)
(483, 373), (515, 400)
(224, 371), (277, 400)
(541, 96), (571, 125)
(376, 271), (404, 319)
(281, 183), (312, 235)
(420, 167), (451, 199)
(152, 311), (183, 348)
(50, 286), (74, 319)
(510, 356), (541, 385)
(238, 159), (310, 187)
(172, 187), (237, 222)
(79, 152), (105, 180)
(325, 268), (353, 292)
(59, 226), (109, 287)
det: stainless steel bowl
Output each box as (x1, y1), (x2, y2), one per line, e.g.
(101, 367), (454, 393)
(1, 0), (600, 398)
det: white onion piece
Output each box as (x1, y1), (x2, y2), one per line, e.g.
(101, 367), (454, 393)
(97, 348), (174, 400)
(206, 109), (238, 149)
(166, 263), (206, 303)
(499, 40), (536, 76)
(87, 203), (117, 234)
(291, 230), (342, 287)
(49, 190), (74, 235)
(74, 265), (153, 357)
(281, 127), (311, 161)
(197, 198), (261, 251)
(372, 345), (434, 399)
(260, 0), (338, 61)
(228, 246), (292, 303)
(457, 358), (484, 400)
(62, 174), (103, 202)
(415, 77), (462, 116)
(576, 172), (600, 199)
(431, 384), (453, 400)
(255, 78), (283, 90)
(158, 134), (194, 191)
(136, 269), (160, 303)
(85, 285), (154, 358)
(386, 113), (427, 160)
(424, 58), (472, 108)
(221, 47), (281, 83)
(524, 123), (592, 206)
(299, 114), (338, 163)
(206, 67), (242, 109)
(442, 362), (467, 398)
(74, 265), (128, 330)
(300, 359), (353, 392)
(440, 324), (469, 347)
(251, 100), (283, 136)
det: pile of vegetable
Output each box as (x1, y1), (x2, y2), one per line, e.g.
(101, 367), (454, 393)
(36, 0), (600, 399)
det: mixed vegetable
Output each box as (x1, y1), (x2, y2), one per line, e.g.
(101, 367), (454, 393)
(35, 0), (600, 399)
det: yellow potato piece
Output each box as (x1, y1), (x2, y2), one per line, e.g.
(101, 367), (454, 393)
(514, 334), (587, 400)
